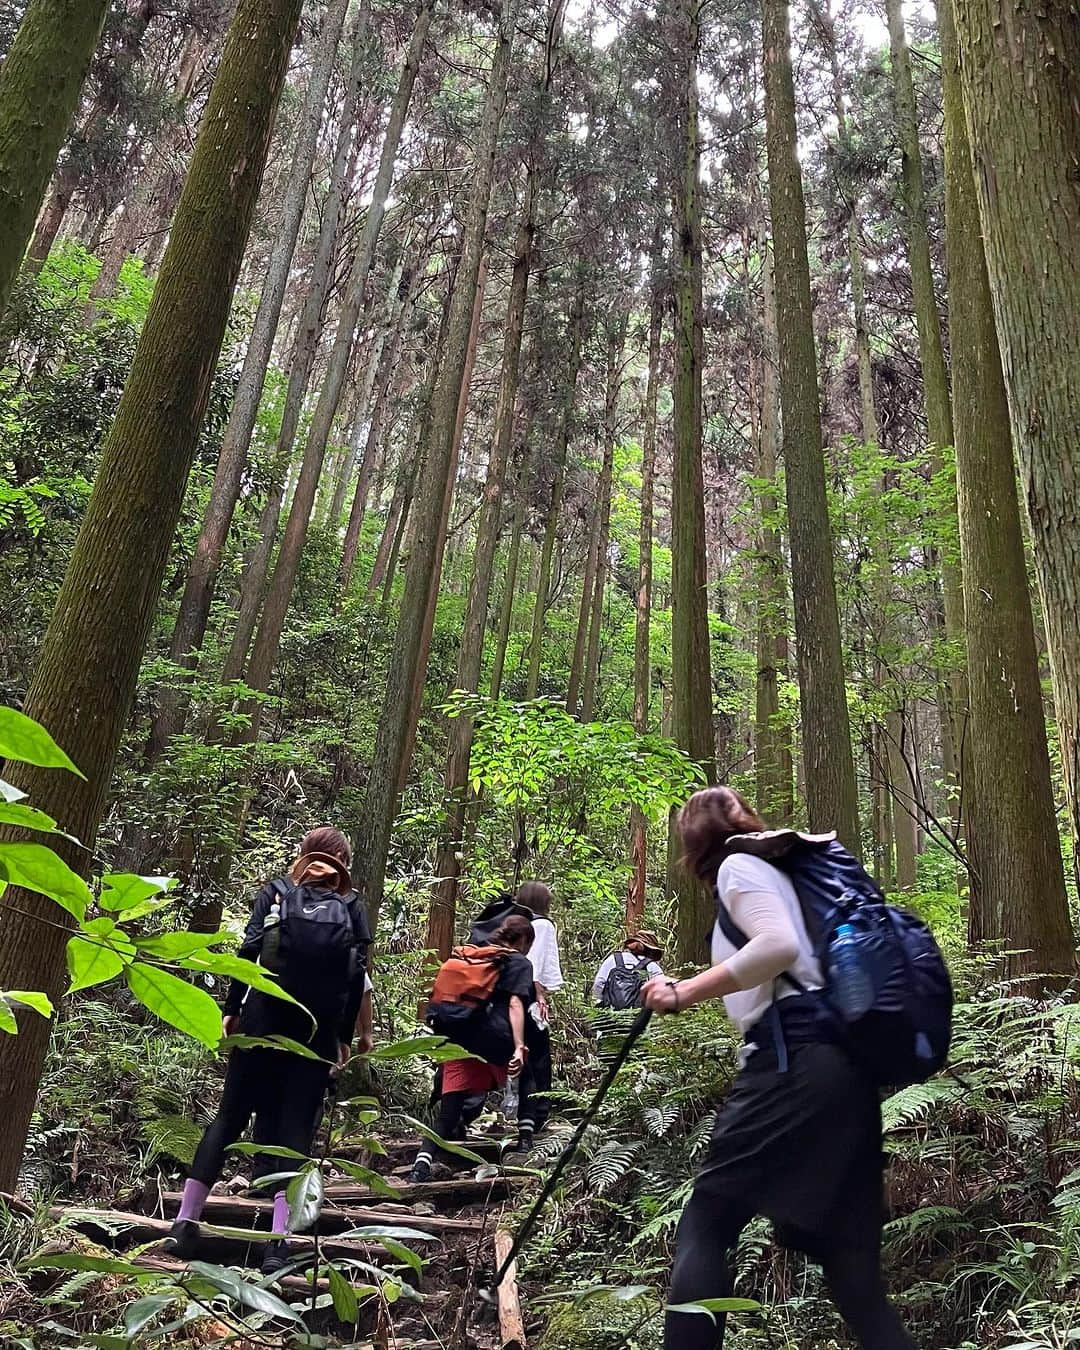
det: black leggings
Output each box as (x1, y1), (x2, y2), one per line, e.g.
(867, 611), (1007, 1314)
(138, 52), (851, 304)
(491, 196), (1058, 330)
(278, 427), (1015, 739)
(665, 1193), (915, 1350)
(189, 1048), (331, 1191)
(519, 1023), (551, 1132)
(414, 1090), (486, 1169)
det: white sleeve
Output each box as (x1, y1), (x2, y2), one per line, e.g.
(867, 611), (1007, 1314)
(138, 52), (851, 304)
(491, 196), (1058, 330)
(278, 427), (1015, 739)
(528, 919), (564, 992)
(592, 954), (615, 1001)
(717, 857), (801, 991)
(647, 961), (664, 979)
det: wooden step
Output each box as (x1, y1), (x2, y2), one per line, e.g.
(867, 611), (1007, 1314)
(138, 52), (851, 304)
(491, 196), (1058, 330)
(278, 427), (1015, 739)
(161, 1191), (486, 1235)
(325, 1175), (524, 1206)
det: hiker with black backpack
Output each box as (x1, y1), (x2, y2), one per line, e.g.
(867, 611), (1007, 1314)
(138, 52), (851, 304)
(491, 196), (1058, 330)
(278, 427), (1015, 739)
(516, 881), (563, 1152)
(643, 786), (951, 1350)
(592, 932), (665, 1060)
(163, 826), (371, 1275)
(411, 914), (535, 1182)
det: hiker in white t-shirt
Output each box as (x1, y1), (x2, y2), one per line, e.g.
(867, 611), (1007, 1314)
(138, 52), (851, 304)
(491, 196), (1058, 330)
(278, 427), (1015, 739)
(592, 932), (665, 1005)
(515, 881), (563, 1151)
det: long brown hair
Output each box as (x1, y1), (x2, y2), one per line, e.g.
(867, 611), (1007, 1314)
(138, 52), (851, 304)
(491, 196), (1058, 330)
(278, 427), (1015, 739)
(516, 880), (552, 918)
(678, 786), (765, 882)
(299, 825), (351, 867)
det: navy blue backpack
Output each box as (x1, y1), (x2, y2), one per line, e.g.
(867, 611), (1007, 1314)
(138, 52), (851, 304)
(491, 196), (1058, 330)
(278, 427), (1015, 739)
(717, 831), (953, 1088)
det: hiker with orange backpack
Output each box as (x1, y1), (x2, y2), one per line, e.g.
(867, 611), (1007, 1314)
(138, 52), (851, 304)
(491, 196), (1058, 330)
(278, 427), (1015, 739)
(411, 914), (535, 1183)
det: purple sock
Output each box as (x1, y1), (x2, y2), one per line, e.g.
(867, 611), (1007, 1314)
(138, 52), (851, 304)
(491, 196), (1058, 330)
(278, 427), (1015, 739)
(177, 1178), (209, 1223)
(271, 1190), (291, 1236)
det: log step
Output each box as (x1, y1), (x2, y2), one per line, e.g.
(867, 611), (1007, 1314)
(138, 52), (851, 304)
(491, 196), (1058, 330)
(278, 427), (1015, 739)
(160, 1191), (486, 1235)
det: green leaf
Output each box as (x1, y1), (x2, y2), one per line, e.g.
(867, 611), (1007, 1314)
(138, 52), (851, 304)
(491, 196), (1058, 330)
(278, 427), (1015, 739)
(0, 802), (60, 834)
(5, 989), (53, 1018)
(0, 842), (91, 920)
(126, 963), (222, 1049)
(67, 932), (126, 993)
(395, 1113), (486, 1165)
(180, 951), (308, 1010)
(220, 1033), (330, 1062)
(184, 1261), (303, 1323)
(21, 1252), (154, 1276)
(0, 706), (84, 776)
(0, 1000), (17, 1033)
(287, 1164), (325, 1233)
(327, 1264), (359, 1323)
(124, 1293), (175, 1337)
(367, 1035), (478, 1062)
(666, 1298), (760, 1316)
(99, 873), (174, 913)
(229, 1142), (312, 1162)
(135, 931), (228, 959)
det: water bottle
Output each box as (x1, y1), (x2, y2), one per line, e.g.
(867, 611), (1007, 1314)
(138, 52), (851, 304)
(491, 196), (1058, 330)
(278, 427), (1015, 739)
(828, 923), (874, 1021)
(502, 1075), (520, 1119)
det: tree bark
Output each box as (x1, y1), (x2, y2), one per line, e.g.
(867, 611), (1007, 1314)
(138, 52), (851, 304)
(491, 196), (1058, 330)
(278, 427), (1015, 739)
(0, 0), (304, 1193)
(352, 0), (520, 939)
(145, 0), (355, 760)
(763, 0), (860, 849)
(941, 0), (1074, 976)
(566, 488), (602, 716)
(952, 0), (1080, 889)
(627, 252), (663, 932)
(0, 0), (110, 317)
(427, 163), (538, 959)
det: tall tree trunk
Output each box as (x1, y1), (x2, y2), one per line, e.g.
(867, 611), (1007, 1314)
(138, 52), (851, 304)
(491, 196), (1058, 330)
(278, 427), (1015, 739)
(763, 0), (859, 849)
(490, 466), (528, 702)
(887, 708), (919, 888)
(0, 0), (110, 317)
(525, 286), (586, 698)
(885, 0), (966, 798)
(352, 0), (520, 939)
(0, 0), (304, 1193)
(668, 0), (715, 964)
(426, 172), (538, 957)
(145, 0), (355, 760)
(952, 0), (1080, 889)
(753, 236), (794, 824)
(566, 488), (602, 716)
(627, 254), (663, 932)
(581, 312), (628, 723)
(941, 0), (1074, 976)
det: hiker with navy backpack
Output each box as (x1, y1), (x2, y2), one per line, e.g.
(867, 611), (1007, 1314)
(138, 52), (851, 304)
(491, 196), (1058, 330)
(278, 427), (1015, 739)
(643, 786), (952, 1350)
(411, 913), (535, 1182)
(164, 826), (371, 1274)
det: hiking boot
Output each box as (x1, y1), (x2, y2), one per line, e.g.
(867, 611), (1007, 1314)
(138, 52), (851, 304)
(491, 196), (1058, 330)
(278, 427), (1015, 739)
(161, 1218), (200, 1260)
(515, 1124), (535, 1154)
(261, 1238), (290, 1277)
(409, 1159), (432, 1184)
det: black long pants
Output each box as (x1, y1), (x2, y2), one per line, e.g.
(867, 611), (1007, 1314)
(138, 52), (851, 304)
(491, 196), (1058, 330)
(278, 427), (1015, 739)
(519, 1022), (552, 1133)
(189, 1048), (331, 1191)
(414, 1090), (486, 1169)
(665, 1195), (915, 1350)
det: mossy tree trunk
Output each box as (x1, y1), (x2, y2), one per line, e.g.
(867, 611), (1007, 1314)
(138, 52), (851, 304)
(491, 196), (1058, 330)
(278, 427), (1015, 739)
(941, 0), (1075, 977)
(0, 0), (110, 317)
(0, 0), (305, 1192)
(763, 0), (860, 850)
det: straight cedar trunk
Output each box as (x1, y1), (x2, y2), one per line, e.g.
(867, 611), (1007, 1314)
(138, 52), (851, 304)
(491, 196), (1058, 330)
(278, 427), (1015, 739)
(941, 0), (1074, 976)
(0, 0), (304, 1192)
(292, 0), (434, 524)
(566, 489), (602, 716)
(668, 0), (715, 965)
(353, 0), (520, 939)
(217, 72), (369, 688)
(490, 466), (529, 702)
(427, 165), (538, 958)
(526, 285), (586, 698)
(888, 707), (919, 888)
(952, 0), (1080, 891)
(885, 0), (966, 797)
(627, 260), (663, 931)
(145, 0), (354, 761)
(581, 312), (629, 723)
(338, 246), (417, 587)
(0, 0), (110, 317)
(753, 236), (794, 824)
(763, 0), (860, 850)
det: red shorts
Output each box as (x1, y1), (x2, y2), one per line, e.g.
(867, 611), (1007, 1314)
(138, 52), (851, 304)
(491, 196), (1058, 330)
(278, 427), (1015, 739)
(441, 1058), (508, 1095)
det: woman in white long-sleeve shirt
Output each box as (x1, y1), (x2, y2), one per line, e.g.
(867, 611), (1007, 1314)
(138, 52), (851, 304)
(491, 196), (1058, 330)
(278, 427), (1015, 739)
(516, 881), (563, 1149)
(643, 786), (914, 1350)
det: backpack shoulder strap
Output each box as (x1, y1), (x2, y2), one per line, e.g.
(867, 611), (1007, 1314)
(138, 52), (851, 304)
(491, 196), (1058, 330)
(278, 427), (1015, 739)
(613, 952), (627, 970)
(714, 881), (807, 994)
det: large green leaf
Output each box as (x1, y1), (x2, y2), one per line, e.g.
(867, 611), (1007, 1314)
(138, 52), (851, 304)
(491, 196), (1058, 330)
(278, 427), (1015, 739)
(184, 1261), (303, 1323)
(5, 990), (53, 1018)
(0, 706), (83, 776)
(123, 1293), (176, 1337)
(181, 951), (308, 1011)
(21, 1252), (154, 1276)
(0, 842), (92, 920)
(286, 1164), (325, 1233)
(99, 873), (174, 914)
(0, 801), (59, 834)
(67, 932), (127, 993)
(126, 963), (222, 1049)
(0, 1000), (17, 1033)
(367, 1034), (478, 1062)
(221, 1032), (329, 1062)
(135, 931), (227, 960)
(326, 1264), (359, 1323)
(666, 1298), (760, 1316)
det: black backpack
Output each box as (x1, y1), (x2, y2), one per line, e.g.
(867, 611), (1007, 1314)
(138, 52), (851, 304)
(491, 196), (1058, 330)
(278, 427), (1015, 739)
(468, 893), (534, 945)
(599, 952), (651, 1010)
(260, 878), (368, 1023)
(718, 832), (953, 1088)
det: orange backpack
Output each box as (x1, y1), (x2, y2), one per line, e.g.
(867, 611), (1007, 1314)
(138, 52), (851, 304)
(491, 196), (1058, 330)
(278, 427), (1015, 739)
(425, 945), (517, 1062)
(430, 944), (514, 1008)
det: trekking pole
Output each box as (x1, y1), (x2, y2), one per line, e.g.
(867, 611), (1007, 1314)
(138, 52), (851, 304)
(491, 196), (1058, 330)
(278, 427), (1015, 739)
(479, 1006), (653, 1302)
